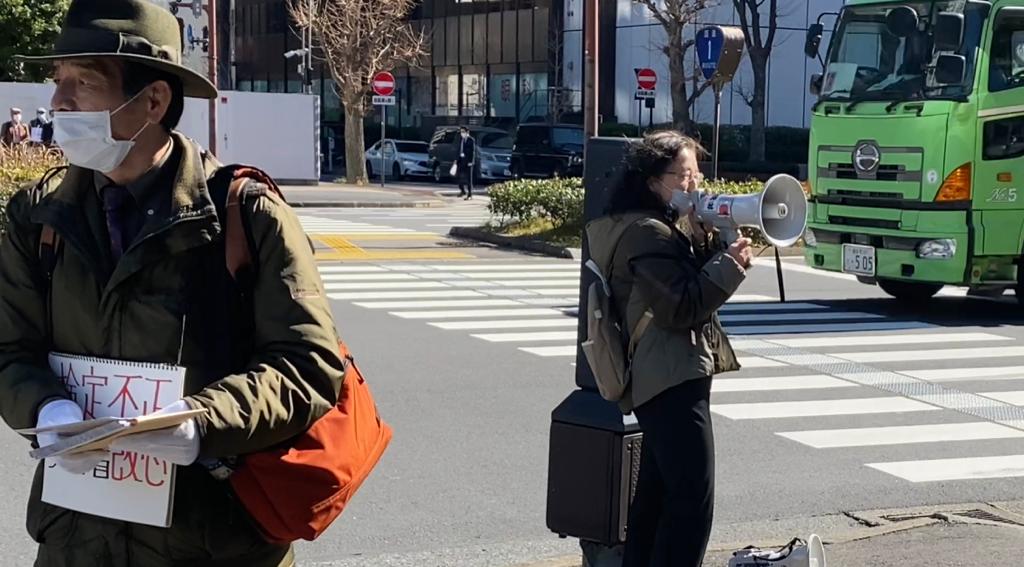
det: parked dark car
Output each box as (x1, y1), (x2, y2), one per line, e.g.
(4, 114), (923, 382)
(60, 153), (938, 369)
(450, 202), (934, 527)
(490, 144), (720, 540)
(510, 123), (585, 179)
(428, 126), (514, 183)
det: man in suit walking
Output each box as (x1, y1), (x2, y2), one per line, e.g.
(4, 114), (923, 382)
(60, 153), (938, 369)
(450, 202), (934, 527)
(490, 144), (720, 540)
(456, 126), (476, 200)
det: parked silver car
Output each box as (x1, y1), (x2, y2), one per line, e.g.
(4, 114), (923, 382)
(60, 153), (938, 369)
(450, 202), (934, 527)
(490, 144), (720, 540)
(365, 140), (432, 180)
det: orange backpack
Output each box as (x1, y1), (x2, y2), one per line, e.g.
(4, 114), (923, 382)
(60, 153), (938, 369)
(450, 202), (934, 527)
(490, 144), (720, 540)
(37, 165), (393, 544)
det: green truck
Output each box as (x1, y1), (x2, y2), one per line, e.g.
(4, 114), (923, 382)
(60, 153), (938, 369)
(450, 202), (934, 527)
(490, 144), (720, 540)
(803, 0), (1024, 301)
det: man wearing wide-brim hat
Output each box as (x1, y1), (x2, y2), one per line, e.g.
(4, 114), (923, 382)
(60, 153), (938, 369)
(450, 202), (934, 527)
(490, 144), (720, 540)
(0, 1), (345, 566)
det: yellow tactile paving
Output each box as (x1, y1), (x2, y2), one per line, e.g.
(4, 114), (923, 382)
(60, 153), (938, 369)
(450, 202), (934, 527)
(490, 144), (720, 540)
(314, 235), (471, 261)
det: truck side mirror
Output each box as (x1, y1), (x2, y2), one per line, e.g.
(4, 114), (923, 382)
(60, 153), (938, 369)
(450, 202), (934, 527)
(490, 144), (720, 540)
(935, 54), (967, 85)
(805, 23), (824, 58)
(934, 12), (965, 51)
(809, 73), (824, 96)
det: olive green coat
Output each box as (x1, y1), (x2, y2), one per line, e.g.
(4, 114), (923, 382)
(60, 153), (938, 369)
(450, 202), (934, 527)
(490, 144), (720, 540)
(586, 212), (745, 414)
(0, 133), (345, 566)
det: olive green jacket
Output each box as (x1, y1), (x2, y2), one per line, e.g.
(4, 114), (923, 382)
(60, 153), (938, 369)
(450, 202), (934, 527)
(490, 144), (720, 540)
(587, 212), (745, 414)
(0, 133), (345, 566)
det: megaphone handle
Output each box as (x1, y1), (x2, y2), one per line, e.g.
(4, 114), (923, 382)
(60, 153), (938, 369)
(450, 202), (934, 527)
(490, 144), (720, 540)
(775, 246), (787, 303)
(720, 226), (739, 245)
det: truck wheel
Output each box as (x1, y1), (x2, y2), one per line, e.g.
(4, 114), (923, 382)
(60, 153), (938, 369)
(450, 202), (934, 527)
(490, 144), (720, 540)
(877, 279), (943, 303)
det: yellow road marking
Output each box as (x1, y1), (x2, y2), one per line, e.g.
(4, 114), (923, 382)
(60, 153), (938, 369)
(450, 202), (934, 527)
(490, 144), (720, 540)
(317, 251), (472, 260)
(310, 232), (439, 240)
(314, 234), (471, 261)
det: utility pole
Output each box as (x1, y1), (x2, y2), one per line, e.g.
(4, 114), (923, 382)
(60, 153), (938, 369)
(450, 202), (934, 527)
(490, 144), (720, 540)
(306, 0), (314, 94)
(207, 0), (218, 155)
(583, 0), (599, 152)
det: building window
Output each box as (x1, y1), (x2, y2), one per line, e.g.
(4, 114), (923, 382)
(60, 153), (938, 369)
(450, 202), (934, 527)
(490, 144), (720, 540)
(435, 67), (459, 116)
(463, 68), (487, 116)
(519, 70), (549, 120)
(491, 69), (517, 117)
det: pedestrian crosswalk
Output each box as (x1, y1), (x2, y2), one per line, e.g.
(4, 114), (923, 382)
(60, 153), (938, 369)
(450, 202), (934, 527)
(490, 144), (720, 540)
(713, 329), (1024, 484)
(318, 259), (1024, 485)
(317, 260), (932, 363)
(299, 208), (492, 236)
(298, 214), (429, 236)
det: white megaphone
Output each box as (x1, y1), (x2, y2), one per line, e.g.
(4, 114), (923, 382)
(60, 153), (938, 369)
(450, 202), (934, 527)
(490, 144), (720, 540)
(685, 174), (808, 247)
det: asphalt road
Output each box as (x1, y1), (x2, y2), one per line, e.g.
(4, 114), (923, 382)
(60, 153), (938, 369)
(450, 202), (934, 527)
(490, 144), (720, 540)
(4, 205), (1024, 566)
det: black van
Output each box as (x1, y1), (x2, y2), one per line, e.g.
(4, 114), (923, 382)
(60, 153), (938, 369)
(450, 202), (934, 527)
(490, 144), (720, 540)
(510, 123), (585, 179)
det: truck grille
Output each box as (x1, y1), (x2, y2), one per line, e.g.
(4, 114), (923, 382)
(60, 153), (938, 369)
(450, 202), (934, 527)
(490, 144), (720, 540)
(825, 163), (909, 181)
(827, 216), (901, 230)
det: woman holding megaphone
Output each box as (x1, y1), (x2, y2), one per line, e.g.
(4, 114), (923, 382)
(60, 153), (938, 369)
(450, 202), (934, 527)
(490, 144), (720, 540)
(586, 131), (752, 567)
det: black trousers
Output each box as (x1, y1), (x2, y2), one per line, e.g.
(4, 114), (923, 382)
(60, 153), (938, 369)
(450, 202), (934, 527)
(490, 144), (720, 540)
(458, 163), (474, 196)
(622, 377), (715, 567)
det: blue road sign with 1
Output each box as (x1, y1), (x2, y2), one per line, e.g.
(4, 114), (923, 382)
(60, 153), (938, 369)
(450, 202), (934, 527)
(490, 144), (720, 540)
(373, 95), (396, 106)
(697, 26), (725, 81)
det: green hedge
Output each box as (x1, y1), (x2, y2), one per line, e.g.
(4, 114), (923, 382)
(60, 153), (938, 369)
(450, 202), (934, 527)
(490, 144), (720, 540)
(487, 177), (584, 229)
(0, 146), (66, 237)
(486, 176), (774, 245)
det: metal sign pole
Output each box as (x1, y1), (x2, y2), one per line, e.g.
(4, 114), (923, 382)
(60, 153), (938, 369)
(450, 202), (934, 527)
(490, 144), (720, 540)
(381, 105), (386, 188)
(712, 83), (722, 181)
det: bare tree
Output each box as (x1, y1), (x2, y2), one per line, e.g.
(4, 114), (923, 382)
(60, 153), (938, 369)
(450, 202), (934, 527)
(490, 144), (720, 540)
(289, 0), (428, 185)
(632, 0), (715, 134)
(733, 0), (779, 162)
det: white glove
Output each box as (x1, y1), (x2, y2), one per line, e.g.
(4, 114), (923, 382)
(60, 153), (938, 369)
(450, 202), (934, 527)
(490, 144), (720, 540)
(108, 400), (201, 466)
(36, 399), (107, 475)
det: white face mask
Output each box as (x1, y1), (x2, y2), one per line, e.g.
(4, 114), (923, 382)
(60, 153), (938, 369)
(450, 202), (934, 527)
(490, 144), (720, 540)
(53, 92), (150, 173)
(12, 114), (22, 124)
(669, 189), (697, 214)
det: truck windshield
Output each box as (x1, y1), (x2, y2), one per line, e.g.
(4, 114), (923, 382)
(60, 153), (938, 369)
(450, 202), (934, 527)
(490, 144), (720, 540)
(822, 1), (986, 102)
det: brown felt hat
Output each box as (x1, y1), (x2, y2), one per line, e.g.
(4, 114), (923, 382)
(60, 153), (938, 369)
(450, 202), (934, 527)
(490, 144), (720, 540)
(16, 0), (217, 99)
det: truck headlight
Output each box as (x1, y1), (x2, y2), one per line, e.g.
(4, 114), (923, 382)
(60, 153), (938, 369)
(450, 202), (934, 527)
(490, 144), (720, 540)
(803, 228), (817, 247)
(917, 239), (956, 259)
(479, 152), (495, 162)
(571, 155), (583, 165)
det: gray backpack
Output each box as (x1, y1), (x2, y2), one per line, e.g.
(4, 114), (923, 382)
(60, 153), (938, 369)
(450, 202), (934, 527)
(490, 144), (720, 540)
(580, 225), (653, 402)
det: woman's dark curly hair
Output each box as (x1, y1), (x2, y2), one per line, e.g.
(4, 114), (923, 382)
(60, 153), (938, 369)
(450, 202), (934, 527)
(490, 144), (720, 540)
(605, 130), (706, 215)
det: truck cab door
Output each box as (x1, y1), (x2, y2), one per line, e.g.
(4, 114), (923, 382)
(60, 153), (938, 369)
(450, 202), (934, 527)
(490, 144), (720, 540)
(976, 6), (1024, 256)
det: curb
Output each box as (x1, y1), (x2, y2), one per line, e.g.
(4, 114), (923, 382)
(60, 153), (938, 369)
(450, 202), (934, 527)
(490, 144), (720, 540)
(288, 200), (444, 208)
(449, 227), (578, 259)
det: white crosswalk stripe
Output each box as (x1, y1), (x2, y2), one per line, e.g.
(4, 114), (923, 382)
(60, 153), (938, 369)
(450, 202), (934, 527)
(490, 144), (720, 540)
(298, 214), (417, 234)
(318, 260), (1024, 483)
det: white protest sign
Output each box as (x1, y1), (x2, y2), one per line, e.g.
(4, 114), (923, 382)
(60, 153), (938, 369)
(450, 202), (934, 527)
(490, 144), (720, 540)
(42, 353), (187, 527)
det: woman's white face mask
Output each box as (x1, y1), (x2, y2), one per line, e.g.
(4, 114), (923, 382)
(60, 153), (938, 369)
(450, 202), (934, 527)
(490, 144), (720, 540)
(53, 91), (151, 173)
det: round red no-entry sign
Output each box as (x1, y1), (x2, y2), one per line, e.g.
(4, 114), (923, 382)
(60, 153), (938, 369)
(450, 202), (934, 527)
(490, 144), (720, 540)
(636, 68), (657, 91)
(372, 71), (396, 97)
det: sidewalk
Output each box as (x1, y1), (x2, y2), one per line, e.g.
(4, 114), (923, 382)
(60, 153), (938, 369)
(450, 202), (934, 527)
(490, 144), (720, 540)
(280, 181), (448, 208)
(516, 501), (1024, 567)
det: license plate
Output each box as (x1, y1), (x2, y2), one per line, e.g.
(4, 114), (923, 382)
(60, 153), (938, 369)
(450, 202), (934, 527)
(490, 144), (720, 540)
(843, 244), (876, 276)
